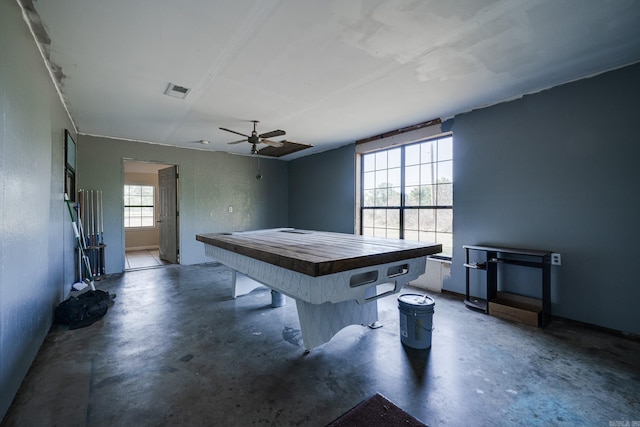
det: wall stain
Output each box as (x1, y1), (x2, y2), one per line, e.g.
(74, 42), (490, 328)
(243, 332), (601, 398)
(18, 0), (67, 87)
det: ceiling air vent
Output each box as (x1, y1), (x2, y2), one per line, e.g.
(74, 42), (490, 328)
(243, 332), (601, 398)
(164, 83), (191, 99)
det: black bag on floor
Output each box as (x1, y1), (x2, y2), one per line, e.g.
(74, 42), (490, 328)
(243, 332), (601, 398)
(55, 289), (111, 329)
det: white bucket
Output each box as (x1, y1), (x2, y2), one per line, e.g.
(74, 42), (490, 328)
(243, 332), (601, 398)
(398, 293), (435, 349)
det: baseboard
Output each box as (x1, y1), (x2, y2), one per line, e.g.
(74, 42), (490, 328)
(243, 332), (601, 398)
(434, 288), (640, 341)
(125, 245), (159, 252)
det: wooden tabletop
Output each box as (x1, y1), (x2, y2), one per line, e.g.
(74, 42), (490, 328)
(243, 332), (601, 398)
(197, 228), (442, 277)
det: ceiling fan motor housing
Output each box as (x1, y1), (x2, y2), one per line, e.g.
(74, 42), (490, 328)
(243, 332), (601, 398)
(249, 131), (259, 144)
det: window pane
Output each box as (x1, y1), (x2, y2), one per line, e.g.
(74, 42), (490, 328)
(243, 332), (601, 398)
(375, 151), (387, 170)
(388, 187), (401, 206)
(405, 144), (420, 165)
(405, 209), (418, 231)
(363, 189), (376, 207)
(419, 231), (436, 243)
(404, 230), (419, 241)
(363, 210), (375, 227)
(438, 137), (453, 161)
(141, 217), (155, 227)
(436, 209), (453, 233)
(420, 163), (435, 185)
(375, 170), (387, 187)
(374, 228), (387, 238)
(363, 171), (375, 190)
(437, 183), (453, 205)
(437, 160), (453, 183)
(386, 229), (400, 239)
(129, 217), (142, 227)
(363, 154), (375, 172)
(387, 167), (401, 187)
(387, 210), (399, 230)
(438, 232), (453, 256)
(374, 209), (387, 228)
(420, 141), (436, 164)
(419, 209), (435, 231)
(419, 186), (434, 206)
(405, 165), (420, 186)
(375, 188), (388, 206)
(388, 148), (401, 168)
(405, 186), (420, 206)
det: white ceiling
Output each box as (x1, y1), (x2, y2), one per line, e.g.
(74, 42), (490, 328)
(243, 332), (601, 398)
(21, 0), (640, 159)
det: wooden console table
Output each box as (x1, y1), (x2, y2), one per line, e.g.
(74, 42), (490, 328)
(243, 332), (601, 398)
(463, 245), (552, 328)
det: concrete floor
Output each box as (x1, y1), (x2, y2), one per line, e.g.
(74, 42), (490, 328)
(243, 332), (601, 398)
(2, 262), (640, 426)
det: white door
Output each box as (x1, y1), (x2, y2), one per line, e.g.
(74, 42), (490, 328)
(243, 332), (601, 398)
(158, 166), (178, 263)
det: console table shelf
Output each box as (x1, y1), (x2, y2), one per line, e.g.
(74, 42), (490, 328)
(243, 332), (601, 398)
(463, 245), (552, 328)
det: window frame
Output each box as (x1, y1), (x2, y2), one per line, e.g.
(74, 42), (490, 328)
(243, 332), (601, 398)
(359, 134), (453, 257)
(123, 184), (156, 229)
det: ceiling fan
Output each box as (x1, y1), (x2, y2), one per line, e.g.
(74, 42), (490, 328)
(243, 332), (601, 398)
(220, 120), (285, 154)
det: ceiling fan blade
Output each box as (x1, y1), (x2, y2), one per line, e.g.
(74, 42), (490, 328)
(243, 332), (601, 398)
(261, 139), (284, 148)
(220, 127), (250, 138)
(259, 129), (285, 139)
(227, 138), (247, 145)
(280, 140), (305, 146)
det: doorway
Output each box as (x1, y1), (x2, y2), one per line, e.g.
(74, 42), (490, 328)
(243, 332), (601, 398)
(123, 161), (179, 270)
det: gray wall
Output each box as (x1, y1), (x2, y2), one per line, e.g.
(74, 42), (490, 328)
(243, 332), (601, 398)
(288, 63), (640, 336)
(288, 144), (356, 233)
(1, 0), (77, 419)
(446, 62), (640, 335)
(78, 136), (289, 273)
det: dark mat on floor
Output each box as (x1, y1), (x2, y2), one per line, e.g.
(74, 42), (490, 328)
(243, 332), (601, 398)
(326, 393), (427, 427)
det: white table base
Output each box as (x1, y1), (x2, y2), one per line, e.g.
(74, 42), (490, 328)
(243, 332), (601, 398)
(204, 244), (426, 350)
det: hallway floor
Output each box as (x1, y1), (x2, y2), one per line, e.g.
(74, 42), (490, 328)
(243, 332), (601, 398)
(124, 249), (171, 270)
(2, 263), (639, 426)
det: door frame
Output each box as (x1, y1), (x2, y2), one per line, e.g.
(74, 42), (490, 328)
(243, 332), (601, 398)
(123, 160), (179, 269)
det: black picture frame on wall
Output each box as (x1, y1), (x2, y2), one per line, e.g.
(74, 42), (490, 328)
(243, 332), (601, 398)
(65, 129), (76, 172)
(64, 130), (76, 201)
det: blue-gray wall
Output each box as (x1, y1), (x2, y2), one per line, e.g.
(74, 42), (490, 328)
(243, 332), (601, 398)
(447, 62), (640, 335)
(78, 135), (289, 273)
(288, 62), (640, 336)
(288, 144), (355, 233)
(1, 0), (77, 419)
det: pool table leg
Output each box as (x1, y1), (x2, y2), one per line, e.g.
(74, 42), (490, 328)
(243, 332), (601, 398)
(295, 299), (378, 351)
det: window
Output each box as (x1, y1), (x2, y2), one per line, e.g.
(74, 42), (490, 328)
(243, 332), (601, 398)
(361, 135), (453, 256)
(124, 185), (155, 228)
